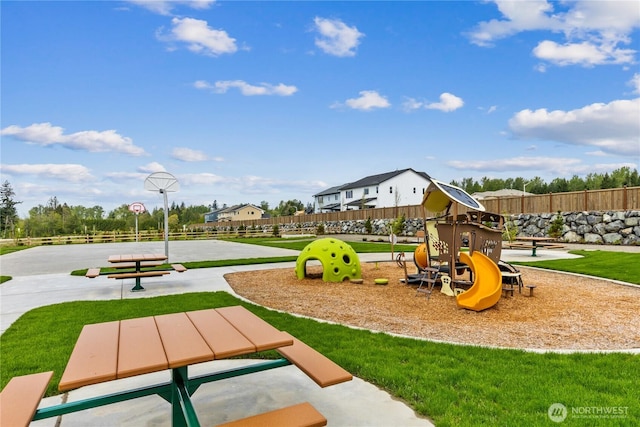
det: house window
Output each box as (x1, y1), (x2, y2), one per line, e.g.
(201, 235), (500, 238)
(376, 186), (379, 194)
(334, 194), (338, 200)
(346, 190), (353, 198)
(318, 196), (323, 203)
(364, 188), (369, 195)
(389, 186), (393, 193)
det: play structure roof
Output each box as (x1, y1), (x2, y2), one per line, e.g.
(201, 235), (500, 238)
(421, 179), (485, 213)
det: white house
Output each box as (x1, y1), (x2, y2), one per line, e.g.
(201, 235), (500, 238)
(314, 168), (431, 213)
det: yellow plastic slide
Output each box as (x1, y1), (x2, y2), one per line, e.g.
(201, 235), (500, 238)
(456, 251), (502, 311)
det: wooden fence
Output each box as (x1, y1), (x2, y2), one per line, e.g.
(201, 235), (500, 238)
(201, 186), (640, 229)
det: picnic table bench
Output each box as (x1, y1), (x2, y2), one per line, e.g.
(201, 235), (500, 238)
(507, 237), (564, 257)
(0, 371), (53, 427)
(103, 253), (186, 291)
(7, 305), (351, 427)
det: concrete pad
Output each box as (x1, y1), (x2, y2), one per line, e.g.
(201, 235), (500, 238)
(34, 360), (432, 426)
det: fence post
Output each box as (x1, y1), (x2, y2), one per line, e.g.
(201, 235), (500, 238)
(584, 189), (588, 211)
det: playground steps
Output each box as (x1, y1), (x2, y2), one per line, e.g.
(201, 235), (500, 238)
(415, 267), (440, 299)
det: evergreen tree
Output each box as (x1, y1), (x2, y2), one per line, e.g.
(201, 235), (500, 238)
(0, 181), (21, 237)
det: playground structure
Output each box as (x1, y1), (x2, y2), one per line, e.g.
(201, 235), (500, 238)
(418, 178), (504, 311)
(296, 238), (362, 282)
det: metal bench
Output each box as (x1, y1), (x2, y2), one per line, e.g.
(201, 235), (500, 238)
(215, 402), (327, 427)
(0, 371), (53, 427)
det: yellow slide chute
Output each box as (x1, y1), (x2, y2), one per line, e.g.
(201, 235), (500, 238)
(456, 251), (502, 311)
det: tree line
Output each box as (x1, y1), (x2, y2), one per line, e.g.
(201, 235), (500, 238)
(451, 167), (639, 195)
(1, 167), (638, 238)
(0, 182), (308, 238)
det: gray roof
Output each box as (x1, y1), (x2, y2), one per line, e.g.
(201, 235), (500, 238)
(315, 168), (430, 195)
(344, 197), (377, 207)
(341, 168), (429, 190)
(313, 185), (345, 197)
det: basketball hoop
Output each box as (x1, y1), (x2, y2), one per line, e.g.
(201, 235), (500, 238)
(145, 172), (179, 260)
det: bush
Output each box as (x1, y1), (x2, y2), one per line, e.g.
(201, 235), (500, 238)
(364, 217), (373, 234)
(316, 223), (325, 235)
(391, 214), (406, 236)
(272, 224), (280, 237)
(548, 211), (564, 238)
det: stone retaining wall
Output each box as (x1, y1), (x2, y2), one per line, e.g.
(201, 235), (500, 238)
(509, 210), (640, 245)
(262, 210), (640, 246)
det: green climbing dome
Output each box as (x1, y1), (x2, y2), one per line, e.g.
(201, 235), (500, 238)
(295, 238), (362, 282)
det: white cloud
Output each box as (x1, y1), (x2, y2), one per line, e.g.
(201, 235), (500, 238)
(138, 162), (166, 173)
(126, 0), (215, 16)
(171, 147), (210, 162)
(334, 90), (390, 111)
(159, 17), (237, 56)
(195, 80), (298, 96)
(402, 94), (465, 113)
(104, 163), (167, 182)
(629, 73), (640, 95)
(446, 156), (636, 176)
(533, 40), (635, 67)
(0, 163), (93, 182)
(425, 93), (464, 112)
(468, 0), (640, 67)
(179, 173), (327, 196)
(0, 122), (146, 156)
(508, 98), (640, 156)
(401, 97), (423, 112)
(313, 17), (364, 57)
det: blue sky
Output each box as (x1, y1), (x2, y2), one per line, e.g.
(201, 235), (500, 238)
(2, 0), (639, 217)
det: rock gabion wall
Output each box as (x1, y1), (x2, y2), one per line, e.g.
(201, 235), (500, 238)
(508, 210), (640, 245)
(241, 210), (639, 246)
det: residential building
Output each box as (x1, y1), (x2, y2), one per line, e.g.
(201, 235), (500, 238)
(313, 185), (343, 213)
(313, 168), (431, 213)
(205, 203), (265, 223)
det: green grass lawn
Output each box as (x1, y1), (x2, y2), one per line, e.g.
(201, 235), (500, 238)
(1, 292), (637, 427)
(0, 245), (32, 256)
(515, 250), (640, 285)
(2, 240), (639, 426)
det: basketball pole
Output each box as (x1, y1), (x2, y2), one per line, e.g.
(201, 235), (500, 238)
(161, 189), (169, 261)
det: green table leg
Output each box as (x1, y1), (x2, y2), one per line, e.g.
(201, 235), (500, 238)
(131, 260), (145, 291)
(171, 366), (201, 427)
(131, 276), (145, 291)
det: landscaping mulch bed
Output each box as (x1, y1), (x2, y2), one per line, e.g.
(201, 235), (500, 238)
(225, 261), (640, 351)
